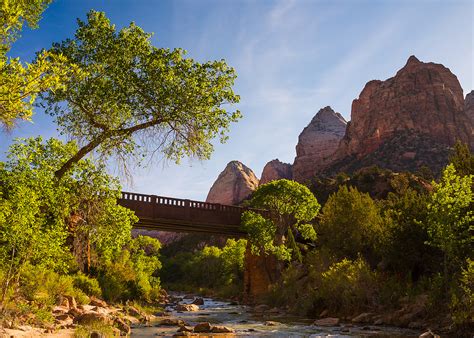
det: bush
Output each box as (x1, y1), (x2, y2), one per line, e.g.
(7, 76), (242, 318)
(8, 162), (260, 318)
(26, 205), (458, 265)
(73, 273), (102, 297)
(317, 257), (378, 313)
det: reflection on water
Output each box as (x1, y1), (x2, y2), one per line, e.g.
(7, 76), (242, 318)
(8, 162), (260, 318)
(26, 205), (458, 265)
(132, 294), (420, 337)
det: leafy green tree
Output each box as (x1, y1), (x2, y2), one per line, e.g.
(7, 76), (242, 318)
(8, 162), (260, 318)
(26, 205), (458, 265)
(41, 10), (241, 179)
(381, 176), (440, 278)
(426, 164), (473, 281)
(0, 137), (136, 309)
(1, 0), (52, 53)
(242, 179), (320, 262)
(449, 141), (474, 177)
(0, 0), (80, 128)
(99, 235), (162, 302)
(318, 185), (384, 262)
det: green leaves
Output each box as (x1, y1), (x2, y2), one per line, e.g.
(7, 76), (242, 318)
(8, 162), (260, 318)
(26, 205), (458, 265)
(0, 1), (81, 129)
(426, 164), (473, 267)
(241, 179), (320, 262)
(42, 10), (241, 178)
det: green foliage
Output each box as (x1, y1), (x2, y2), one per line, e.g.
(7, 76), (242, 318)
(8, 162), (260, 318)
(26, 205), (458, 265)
(99, 236), (162, 302)
(426, 164), (473, 275)
(450, 259), (474, 325)
(42, 10), (241, 178)
(73, 272), (102, 298)
(267, 251), (379, 316)
(381, 177), (440, 278)
(19, 265), (74, 306)
(318, 185), (384, 261)
(0, 0), (52, 53)
(242, 179), (320, 261)
(449, 141), (474, 177)
(0, 137), (137, 310)
(317, 257), (378, 313)
(0, 1), (82, 129)
(161, 239), (247, 296)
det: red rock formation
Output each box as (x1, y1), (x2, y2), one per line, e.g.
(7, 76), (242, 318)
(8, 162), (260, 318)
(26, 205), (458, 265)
(206, 161), (259, 205)
(259, 159), (292, 185)
(465, 90), (474, 124)
(292, 106), (347, 182)
(335, 56), (473, 161)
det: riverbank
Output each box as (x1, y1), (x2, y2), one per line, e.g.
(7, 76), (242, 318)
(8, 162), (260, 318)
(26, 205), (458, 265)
(0, 294), (159, 337)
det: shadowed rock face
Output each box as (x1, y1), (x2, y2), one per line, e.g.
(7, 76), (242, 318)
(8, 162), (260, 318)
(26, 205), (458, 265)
(259, 159), (292, 185)
(465, 90), (474, 124)
(292, 106), (347, 182)
(206, 161), (259, 205)
(335, 56), (473, 163)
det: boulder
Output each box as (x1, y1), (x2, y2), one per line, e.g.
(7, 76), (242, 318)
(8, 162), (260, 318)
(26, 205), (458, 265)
(211, 325), (235, 333)
(114, 317), (131, 335)
(178, 325), (194, 332)
(157, 318), (186, 326)
(176, 304), (199, 312)
(89, 297), (108, 308)
(191, 297), (204, 306)
(264, 321), (280, 326)
(259, 159), (293, 185)
(193, 322), (212, 333)
(206, 161), (259, 205)
(314, 317), (340, 326)
(351, 312), (374, 324)
(419, 330), (440, 338)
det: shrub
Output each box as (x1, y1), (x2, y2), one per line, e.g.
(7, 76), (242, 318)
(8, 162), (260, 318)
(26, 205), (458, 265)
(73, 273), (102, 297)
(317, 257), (378, 313)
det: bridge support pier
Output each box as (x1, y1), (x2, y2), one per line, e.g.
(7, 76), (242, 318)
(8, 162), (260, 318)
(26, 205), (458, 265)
(243, 245), (281, 303)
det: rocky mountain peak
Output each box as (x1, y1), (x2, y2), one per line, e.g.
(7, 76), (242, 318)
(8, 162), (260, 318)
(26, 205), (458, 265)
(331, 56), (473, 173)
(259, 159), (293, 185)
(292, 106), (347, 182)
(206, 160), (259, 205)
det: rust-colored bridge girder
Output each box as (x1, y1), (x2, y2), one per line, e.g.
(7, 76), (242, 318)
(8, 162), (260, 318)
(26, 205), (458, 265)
(118, 192), (268, 236)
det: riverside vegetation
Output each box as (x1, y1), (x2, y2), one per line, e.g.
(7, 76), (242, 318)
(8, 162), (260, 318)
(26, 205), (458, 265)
(0, 1), (473, 337)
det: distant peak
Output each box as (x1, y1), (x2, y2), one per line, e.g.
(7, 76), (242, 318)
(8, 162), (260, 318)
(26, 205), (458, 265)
(405, 55), (421, 66)
(311, 106), (347, 125)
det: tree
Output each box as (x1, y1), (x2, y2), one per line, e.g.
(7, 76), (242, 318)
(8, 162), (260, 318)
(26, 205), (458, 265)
(41, 10), (241, 179)
(426, 164), (473, 282)
(317, 185), (384, 262)
(241, 179), (320, 262)
(0, 0), (80, 128)
(381, 177), (439, 279)
(0, 137), (137, 309)
(449, 141), (474, 177)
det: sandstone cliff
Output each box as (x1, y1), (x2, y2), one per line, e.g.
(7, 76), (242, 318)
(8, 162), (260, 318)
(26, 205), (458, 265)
(292, 106), (347, 182)
(206, 161), (259, 205)
(329, 56), (473, 174)
(259, 159), (293, 185)
(465, 90), (474, 123)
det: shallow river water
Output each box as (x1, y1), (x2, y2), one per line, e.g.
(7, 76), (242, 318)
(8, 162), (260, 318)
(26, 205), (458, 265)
(132, 294), (421, 337)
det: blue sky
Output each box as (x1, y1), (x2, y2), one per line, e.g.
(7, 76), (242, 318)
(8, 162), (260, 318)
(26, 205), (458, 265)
(1, 0), (473, 200)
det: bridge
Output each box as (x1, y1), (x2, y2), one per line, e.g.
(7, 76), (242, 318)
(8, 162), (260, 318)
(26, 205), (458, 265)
(118, 192), (269, 236)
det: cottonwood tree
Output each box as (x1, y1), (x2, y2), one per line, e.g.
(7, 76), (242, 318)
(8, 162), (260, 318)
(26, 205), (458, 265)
(0, 0), (79, 128)
(41, 10), (241, 179)
(426, 164), (473, 283)
(242, 179), (320, 262)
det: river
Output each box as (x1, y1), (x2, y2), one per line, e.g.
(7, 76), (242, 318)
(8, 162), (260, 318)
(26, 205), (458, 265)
(132, 294), (421, 337)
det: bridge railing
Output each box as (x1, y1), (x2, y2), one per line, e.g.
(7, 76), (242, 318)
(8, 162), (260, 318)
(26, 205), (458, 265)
(119, 191), (269, 217)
